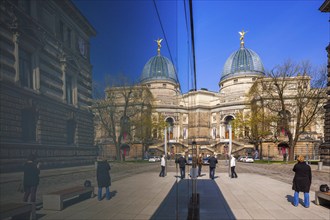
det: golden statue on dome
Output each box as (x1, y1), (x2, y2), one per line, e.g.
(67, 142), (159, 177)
(238, 29), (248, 47)
(155, 38), (163, 55)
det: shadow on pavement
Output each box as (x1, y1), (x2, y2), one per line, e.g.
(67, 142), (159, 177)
(150, 178), (235, 220)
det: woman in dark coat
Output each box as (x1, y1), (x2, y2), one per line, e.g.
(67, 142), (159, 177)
(23, 154), (40, 203)
(97, 157), (111, 201)
(292, 155), (312, 208)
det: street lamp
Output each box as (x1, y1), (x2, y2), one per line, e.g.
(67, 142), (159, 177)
(268, 145), (270, 164)
(224, 143), (228, 166)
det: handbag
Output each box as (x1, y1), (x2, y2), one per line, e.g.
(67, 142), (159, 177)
(320, 184), (329, 192)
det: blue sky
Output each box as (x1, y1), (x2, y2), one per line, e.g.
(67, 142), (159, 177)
(74, 0), (329, 93)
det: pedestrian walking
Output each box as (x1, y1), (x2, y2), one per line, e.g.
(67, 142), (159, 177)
(208, 154), (218, 179)
(230, 154), (238, 178)
(197, 153), (204, 176)
(292, 155), (312, 208)
(23, 154), (40, 203)
(96, 157), (111, 201)
(159, 155), (166, 177)
(176, 155), (187, 179)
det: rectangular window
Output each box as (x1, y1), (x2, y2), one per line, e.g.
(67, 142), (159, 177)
(67, 28), (71, 47)
(59, 21), (64, 42)
(19, 48), (33, 89)
(233, 79), (238, 83)
(67, 119), (76, 144)
(21, 108), (36, 142)
(19, 0), (31, 15)
(66, 75), (73, 104)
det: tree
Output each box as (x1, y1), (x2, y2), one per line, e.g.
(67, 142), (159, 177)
(249, 60), (326, 161)
(92, 75), (154, 161)
(232, 108), (275, 158)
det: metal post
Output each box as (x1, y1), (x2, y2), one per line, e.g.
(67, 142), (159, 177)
(164, 128), (167, 175)
(306, 143), (309, 164)
(228, 125), (232, 177)
(224, 143), (228, 166)
(268, 145), (270, 164)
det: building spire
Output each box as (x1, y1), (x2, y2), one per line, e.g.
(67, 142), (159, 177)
(155, 38), (163, 55)
(238, 29), (248, 48)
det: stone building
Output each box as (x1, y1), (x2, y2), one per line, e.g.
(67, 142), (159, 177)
(319, 0), (330, 165)
(0, 0), (97, 171)
(96, 34), (325, 161)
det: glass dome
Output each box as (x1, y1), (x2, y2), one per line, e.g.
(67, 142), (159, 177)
(220, 47), (265, 82)
(140, 55), (179, 84)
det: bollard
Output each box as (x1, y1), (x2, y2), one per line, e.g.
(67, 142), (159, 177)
(318, 161), (323, 171)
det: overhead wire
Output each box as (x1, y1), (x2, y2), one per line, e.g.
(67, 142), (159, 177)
(152, 0), (180, 90)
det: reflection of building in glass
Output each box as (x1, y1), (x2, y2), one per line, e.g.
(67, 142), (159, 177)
(319, 0), (330, 165)
(96, 36), (325, 160)
(0, 0), (96, 171)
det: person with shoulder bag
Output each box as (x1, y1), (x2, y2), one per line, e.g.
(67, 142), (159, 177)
(96, 157), (111, 201)
(292, 155), (312, 208)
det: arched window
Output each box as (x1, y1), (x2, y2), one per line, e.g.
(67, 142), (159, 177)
(224, 115), (234, 139)
(278, 110), (291, 136)
(120, 116), (130, 141)
(166, 117), (174, 140)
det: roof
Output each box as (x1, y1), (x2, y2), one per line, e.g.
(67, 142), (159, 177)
(220, 46), (265, 82)
(140, 54), (179, 84)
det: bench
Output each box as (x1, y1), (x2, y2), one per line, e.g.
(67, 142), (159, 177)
(43, 186), (93, 211)
(0, 203), (35, 220)
(315, 191), (330, 206)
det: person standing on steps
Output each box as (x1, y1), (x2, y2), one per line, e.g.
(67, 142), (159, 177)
(292, 155), (312, 208)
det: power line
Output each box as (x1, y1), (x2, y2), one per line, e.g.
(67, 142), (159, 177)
(189, 0), (197, 91)
(152, 0), (180, 88)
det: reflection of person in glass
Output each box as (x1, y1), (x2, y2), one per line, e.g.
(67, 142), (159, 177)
(292, 155), (311, 208)
(23, 154), (40, 203)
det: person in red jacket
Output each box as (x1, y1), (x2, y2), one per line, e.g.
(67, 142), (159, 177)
(23, 154), (40, 203)
(292, 155), (312, 208)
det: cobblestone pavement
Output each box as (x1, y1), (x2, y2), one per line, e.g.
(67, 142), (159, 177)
(0, 160), (329, 206)
(0, 161), (159, 205)
(166, 160), (330, 192)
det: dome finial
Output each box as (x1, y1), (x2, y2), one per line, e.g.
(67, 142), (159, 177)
(155, 38), (163, 55)
(238, 29), (248, 48)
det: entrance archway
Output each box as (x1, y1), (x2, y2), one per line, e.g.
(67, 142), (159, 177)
(224, 115), (235, 139)
(165, 117), (174, 140)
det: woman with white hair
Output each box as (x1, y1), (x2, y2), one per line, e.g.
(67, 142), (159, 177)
(292, 155), (312, 208)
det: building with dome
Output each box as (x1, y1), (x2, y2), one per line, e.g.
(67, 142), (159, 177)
(95, 33), (325, 161)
